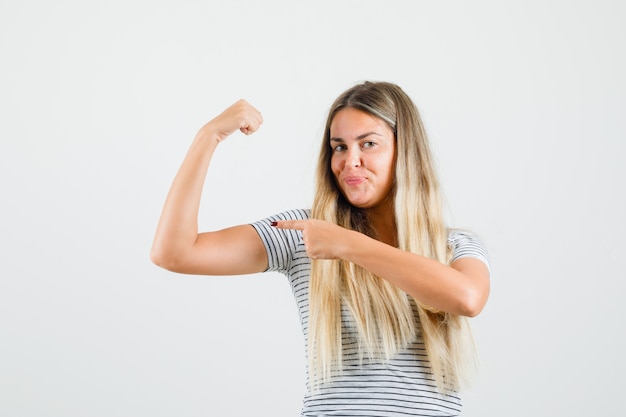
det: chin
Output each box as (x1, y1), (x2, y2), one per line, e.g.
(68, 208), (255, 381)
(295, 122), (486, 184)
(341, 191), (379, 209)
(345, 198), (373, 209)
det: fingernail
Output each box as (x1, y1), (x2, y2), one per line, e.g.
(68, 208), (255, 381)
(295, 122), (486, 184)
(270, 221), (277, 226)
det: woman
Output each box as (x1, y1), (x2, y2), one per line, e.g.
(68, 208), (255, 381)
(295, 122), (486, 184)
(151, 81), (490, 416)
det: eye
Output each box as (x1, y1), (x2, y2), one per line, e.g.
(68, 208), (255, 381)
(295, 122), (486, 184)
(331, 143), (346, 152)
(362, 141), (376, 149)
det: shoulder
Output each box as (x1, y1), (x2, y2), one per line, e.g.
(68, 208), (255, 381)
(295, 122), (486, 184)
(250, 209), (310, 228)
(249, 209), (310, 243)
(447, 229), (490, 270)
(272, 209), (310, 221)
(250, 209), (310, 272)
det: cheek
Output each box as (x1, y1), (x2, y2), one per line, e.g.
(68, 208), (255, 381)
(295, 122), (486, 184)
(330, 155), (342, 176)
(373, 153), (394, 173)
(376, 155), (396, 186)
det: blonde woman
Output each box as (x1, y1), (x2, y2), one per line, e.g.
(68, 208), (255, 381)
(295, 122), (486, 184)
(151, 81), (490, 416)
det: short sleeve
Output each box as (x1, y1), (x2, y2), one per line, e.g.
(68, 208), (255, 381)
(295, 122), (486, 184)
(250, 209), (310, 274)
(448, 229), (490, 271)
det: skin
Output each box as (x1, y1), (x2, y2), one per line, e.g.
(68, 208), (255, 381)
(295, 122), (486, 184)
(329, 108), (398, 246)
(151, 101), (490, 317)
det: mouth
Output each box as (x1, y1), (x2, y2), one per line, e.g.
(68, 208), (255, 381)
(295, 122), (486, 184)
(344, 175), (366, 186)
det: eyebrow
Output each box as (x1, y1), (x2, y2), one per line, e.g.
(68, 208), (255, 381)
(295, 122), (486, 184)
(329, 131), (383, 142)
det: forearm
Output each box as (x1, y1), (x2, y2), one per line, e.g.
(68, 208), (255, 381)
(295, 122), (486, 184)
(150, 128), (219, 264)
(340, 230), (488, 316)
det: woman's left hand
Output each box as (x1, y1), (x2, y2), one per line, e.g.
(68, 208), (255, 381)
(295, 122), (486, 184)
(272, 219), (352, 260)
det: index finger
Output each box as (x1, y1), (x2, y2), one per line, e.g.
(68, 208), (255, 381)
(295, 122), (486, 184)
(271, 220), (307, 230)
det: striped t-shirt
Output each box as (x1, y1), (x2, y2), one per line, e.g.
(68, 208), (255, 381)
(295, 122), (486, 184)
(251, 209), (490, 417)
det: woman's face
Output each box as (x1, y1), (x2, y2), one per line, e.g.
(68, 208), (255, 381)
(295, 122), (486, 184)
(329, 107), (396, 210)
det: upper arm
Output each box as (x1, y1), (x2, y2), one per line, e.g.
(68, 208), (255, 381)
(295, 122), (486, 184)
(156, 224), (268, 276)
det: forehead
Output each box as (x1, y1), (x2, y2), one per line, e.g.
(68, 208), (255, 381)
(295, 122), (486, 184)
(330, 107), (392, 137)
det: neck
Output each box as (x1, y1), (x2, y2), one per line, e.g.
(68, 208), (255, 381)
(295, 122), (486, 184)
(366, 200), (397, 247)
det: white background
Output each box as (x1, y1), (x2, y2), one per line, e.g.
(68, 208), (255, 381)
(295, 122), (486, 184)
(1, 1), (624, 416)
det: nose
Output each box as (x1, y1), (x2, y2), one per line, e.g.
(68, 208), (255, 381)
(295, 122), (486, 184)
(345, 147), (362, 168)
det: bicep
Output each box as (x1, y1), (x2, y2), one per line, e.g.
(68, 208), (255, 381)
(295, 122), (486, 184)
(167, 224), (268, 276)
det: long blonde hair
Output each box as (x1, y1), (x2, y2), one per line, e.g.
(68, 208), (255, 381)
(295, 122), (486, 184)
(309, 81), (478, 392)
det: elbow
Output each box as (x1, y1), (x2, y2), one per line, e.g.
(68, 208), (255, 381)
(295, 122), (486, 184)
(150, 243), (182, 272)
(150, 245), (168, 269)
(150, 246), (165, 268)
(460, 302), (482, 318)
(457, 288), (488, 318)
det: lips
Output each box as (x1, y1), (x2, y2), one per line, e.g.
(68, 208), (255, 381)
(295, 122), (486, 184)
(343, 175), (366, 186)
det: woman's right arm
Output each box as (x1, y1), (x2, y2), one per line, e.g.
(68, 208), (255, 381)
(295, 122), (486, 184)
(150, 100), (268, 276)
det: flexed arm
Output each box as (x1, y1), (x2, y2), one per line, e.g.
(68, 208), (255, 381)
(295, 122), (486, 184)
(150, 100), (268, 275)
